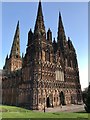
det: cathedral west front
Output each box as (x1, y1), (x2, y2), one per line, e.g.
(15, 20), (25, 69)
(2, 1), (82, 110)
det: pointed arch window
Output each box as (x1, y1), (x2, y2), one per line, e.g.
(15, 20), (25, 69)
(45, 49), (50, 62)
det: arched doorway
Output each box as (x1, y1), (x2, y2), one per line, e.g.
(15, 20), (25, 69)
(59, 91), (65, 105)
(71, 94), (75, 104)
(46, 97), (50, 107)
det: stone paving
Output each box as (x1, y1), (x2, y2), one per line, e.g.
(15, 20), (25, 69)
(34, 104), (85, 113)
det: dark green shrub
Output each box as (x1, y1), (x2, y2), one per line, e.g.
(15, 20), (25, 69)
(85, 84), (90, 113)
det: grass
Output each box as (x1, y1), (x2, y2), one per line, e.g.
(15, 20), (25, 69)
(0, 105), (89, 119)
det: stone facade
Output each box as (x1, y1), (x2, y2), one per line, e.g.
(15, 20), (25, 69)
(2, 1), (82, 110)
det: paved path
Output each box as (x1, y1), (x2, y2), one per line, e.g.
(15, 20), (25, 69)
(34, 104), (85, 113)
(45, 104), (85, 113)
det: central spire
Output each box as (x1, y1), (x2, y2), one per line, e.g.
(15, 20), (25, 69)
(34, 1), (46, 37)
(57, 12), (66, 50)
(37, 0), (42, 17)
(58, 12), (66, 40)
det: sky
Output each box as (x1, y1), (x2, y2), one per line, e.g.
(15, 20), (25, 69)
(1, 2), (88, 90)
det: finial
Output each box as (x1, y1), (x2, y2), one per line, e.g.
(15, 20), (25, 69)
(48, 28), (51, 32)
(29, 28), (32, 32)
(59, 11), (62, 20)
(53, 37), (56, 42)
(68, 37), (70, 40)
(15, 20), (19, 33)
(39, 0), (41, 3)
(59, 11), (61, 17)
(17, 20), (19, 28)
(18, 20), (19, 25)
(38, 0), (42, 10)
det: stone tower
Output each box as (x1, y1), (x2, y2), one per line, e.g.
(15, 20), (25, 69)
(3, 21), (22, 72)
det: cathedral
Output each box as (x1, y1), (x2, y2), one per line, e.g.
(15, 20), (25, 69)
(2, 1), (82, 110)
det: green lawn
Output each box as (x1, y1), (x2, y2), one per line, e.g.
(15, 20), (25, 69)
(0, 105), (89, 119)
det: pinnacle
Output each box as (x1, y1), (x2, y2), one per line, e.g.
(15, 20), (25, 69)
(16, 20), (19, 30)
(58, 11), (66, 37)
(58, 11), (63, 29)
(48, 28), (51, 31)
(17, 20), (19, 26)
(59, 11), (61, 19)
(53, 38), (56, 43)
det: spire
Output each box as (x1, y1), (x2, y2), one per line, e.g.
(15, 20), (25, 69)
(68, 37), (75, 52)
(6, 54), (8, 60)
(57, 12), (66, 50)
(58, 12), (65, 40)
(37, 0), (42, 17)
(58, 12), (65, 34)
(53, 38), (58, 53)
(34, 1), (46, 37)
(47, 28), (52, 42)
(27, 29), (33, 46)
(10, 21), (20, 58)
(17, 20), (19, 31)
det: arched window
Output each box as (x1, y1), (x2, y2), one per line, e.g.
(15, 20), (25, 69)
(55, 69), (64, 81)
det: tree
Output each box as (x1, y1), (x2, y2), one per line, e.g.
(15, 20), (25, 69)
(85, 83), (90, 113)
(82, 88), (88, 103)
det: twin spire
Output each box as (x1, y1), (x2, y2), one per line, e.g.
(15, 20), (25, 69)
(10, 20), (20, 58)
(57, 12), (67, 51)
(58, 12), (65, 35)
